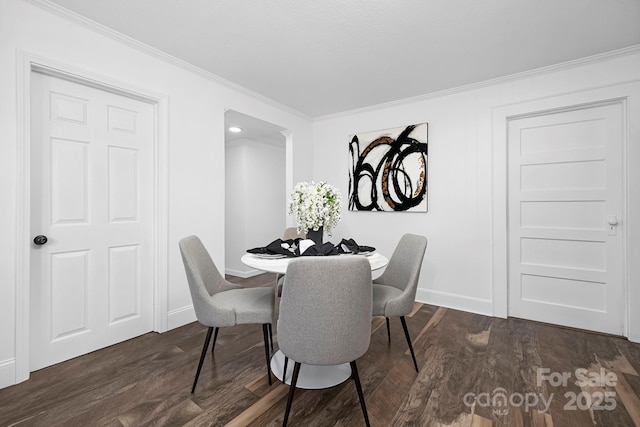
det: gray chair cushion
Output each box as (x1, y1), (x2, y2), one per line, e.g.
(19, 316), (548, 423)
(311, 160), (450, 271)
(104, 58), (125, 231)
(179, 235), (274, 328)
(179, 235), (241, 296)
(278, 257), (372, 366)
(372, 234), (427, 318)
(372, 283), (403, 317)
(212, 287), (274, 326)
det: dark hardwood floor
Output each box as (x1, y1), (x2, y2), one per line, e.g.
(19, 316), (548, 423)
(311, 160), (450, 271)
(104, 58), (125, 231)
(1, 273), (639, 426)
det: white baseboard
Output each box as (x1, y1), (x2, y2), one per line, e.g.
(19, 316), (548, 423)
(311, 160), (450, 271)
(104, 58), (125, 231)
(0, 358), (16, 389)
(416, 288), (493, 317)
(167, 305), (197, 330)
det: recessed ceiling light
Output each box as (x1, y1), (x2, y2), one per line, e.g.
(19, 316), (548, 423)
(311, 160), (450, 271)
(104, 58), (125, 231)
(228, 126), (242, 133)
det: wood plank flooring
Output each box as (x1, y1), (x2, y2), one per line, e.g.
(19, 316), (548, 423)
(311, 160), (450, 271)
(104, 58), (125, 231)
(1, 273), (640, 426)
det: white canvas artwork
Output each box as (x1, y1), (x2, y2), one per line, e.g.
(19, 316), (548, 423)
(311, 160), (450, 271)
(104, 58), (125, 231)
(348, 123), (428, 212)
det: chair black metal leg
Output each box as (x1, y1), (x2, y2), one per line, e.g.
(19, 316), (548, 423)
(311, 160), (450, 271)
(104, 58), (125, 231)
(262, 324), (272, 385)
(283, 362), (301, 427)
(283, 355), (289, 384)
(385, 317), (391, 343)
(192, 326), (214, 393)
(268, 323), (274, 352)
(210, 327), (219, 354)
(350, 361), (371, 427)
(400, 316), (419, 372)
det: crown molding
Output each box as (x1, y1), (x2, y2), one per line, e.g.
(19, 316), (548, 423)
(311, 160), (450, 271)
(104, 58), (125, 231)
(22, 0), (640, 122)
(315, 44), (640, 121)
(24, 0), (312, 121)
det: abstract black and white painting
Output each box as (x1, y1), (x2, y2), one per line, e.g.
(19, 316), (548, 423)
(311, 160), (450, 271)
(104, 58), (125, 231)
(348, 123), (428, 212)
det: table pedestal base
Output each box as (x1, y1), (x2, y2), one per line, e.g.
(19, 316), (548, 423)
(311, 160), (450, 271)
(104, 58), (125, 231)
(270, 350), (351, 389)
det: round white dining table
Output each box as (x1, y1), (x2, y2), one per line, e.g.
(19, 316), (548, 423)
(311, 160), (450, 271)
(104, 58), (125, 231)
(241, 251), (388, 275)
(240, 251), (388, 389)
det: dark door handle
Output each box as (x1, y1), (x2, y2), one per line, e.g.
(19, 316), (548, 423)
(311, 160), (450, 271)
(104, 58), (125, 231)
(33, 235), (48, 245)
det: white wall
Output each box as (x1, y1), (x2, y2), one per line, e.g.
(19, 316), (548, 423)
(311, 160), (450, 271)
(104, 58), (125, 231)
(2, 0), (639, 391)
(313, 48), (640, 332)
(225, 139), (286, 277)
(0, 0), (313, 388)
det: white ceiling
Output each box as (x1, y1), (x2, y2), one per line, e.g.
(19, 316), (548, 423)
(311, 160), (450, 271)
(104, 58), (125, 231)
(46, 0), (640, 117)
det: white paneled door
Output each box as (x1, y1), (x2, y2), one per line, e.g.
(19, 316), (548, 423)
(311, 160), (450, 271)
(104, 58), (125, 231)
(508, 102), (625, 335)
(29, 73), (154, 370)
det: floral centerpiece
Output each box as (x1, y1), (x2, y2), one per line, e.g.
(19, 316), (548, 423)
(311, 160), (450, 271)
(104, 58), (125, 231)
(288, 181), (342, 244)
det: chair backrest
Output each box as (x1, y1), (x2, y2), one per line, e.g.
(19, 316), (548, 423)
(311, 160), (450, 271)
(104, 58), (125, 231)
(179, 235), (232, 325)
(378, 234), (428, 294)
(283, 227), (306, 240)
(278, 257), (372, 366)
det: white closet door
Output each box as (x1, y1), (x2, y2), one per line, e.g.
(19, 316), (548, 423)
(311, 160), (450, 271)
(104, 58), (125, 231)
(508, 101), (625, 335)
(30, 72), (154, 370)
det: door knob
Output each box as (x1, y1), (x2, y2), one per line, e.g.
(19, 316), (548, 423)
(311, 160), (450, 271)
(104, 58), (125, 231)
(607, 216), (618, 236)
(33, 235), (48, 245)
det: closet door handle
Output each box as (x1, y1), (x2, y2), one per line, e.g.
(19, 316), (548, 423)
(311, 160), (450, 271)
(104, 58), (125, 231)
(33, 235), (48, 245)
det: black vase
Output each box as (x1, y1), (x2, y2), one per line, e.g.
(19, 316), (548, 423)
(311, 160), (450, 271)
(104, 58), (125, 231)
(306, 226), (324, 245)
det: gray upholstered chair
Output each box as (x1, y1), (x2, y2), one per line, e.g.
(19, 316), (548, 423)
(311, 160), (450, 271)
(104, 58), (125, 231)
(179, 235), (275, 393)
(278, 257), (372, 427)
(282, 227), (306, 241)
(276, 227), (306, 297)
(372, 233), (428, 372)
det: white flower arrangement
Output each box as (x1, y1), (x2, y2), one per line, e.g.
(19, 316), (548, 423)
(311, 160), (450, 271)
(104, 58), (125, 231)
(288, 181), (342, 234)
